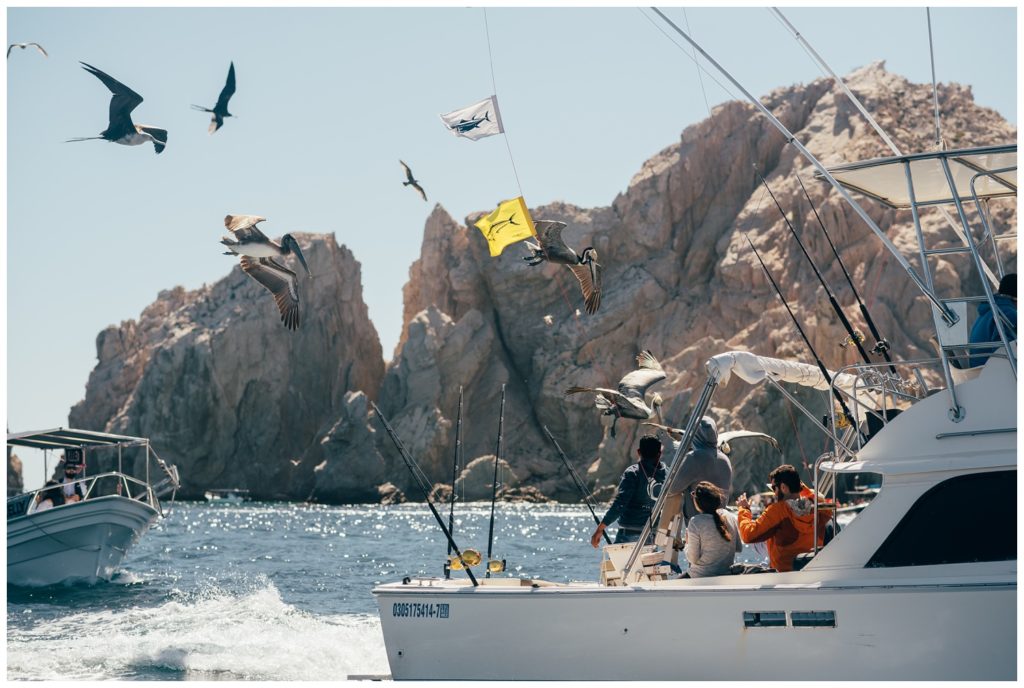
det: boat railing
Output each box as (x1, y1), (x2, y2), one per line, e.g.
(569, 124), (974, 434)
(9, 471), (160, 520)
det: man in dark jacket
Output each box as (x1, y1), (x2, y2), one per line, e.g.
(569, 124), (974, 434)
(591, 435), (666, 546)
(968, 273), (1016, 367)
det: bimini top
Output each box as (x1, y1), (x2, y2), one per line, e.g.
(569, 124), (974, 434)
(7, 428), (149, 451)
(823, 143), (1016, 209)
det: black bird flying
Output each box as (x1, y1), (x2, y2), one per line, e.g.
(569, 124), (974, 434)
(192, 62), (236, 134)
(399, 160), (427, 201)
(67, 62), (167, 154)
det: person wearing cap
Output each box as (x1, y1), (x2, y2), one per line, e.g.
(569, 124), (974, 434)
(968, 272), (1017, 367)
(590, 435), (667, 547)
(58, 460), (86, 503)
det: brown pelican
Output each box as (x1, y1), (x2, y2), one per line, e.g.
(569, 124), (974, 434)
(642, 423), (781, 455)
(221, 215), (311, 331)
(192, 61), (236, 134)
(67, 62), (167, 154)
(399, 160), (427, 201)
(7, 42), (47, 58)
(524, 220), (602, 314)
(565, 350), (665, 437)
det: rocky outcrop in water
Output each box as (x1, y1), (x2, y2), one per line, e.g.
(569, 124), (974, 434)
(70, 64), (1015, 502)
(69, 234), (385, 500)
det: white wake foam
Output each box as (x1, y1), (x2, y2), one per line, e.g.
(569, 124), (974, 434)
(6, 580), (389, 680)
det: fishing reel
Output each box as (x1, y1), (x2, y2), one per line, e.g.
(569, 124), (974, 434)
(487, 559), (506, 574)
(821, 411), (853, 430)
(870, 338), (891, 355)
(447, 548), (482, 570)
(839, 331), (865, 349)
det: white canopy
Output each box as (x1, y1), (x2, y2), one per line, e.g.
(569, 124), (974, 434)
(823, 144), (1016, 209)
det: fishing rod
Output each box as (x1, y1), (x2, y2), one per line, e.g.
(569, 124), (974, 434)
(744, 235), (857, 429)
(485, 385), (506, 578)
(443, 387), (464, 580)
(754, 165), (874, 367)
(542, 425), (612, 545)
(371, 401), (479, 586)
(793, 172), (898, 375)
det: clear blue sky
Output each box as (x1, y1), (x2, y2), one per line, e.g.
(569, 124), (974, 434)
(6, 6), (1016, 488)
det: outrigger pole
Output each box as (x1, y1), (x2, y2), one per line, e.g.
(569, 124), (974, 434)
(793, 172), (898, 375)
(649, 7), (959, 326)
(745, 235), (858, 427)
(485, 385), (506, 578)
(542, 425), (612, 545)
(371, 402), (479, 587)
(444, 387), (464, 580)
(754, 165), (875, 367)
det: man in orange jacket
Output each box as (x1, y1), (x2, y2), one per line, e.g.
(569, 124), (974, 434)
(735, 464), (832, 572)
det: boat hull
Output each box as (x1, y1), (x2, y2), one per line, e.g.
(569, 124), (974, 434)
(7, 495), (159, 587)
(374, 574), (1015, 680)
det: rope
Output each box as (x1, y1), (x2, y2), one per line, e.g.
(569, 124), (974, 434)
(681, 9), (711, 115)
(483, 8), (526, 200)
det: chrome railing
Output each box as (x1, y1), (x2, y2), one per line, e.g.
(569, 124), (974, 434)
(7, 471), (160, 520)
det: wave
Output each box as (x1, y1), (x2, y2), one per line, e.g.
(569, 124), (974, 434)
(6, 579), (389, 680)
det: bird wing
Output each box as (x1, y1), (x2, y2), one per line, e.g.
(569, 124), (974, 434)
(399, 160), (414, 183)
(240, 256), (300, 330)
(568, 254), (601, 315)
(717, 430), (781, 453)
(214, 61), (236, 112)
(6, 45), (15, 58)
(224, 214), (270, 241)
(411, 181), (427, 202)
(209, 115), (224, 134)
(564, 386), (625, 401)
(618, 350), (666, 397)
(534, 221), (577, 263)
(137, 125), (167, 154)
(29, 43), (47, 57)
(641, 421), (684, 440)
(80, 62), (143, 136)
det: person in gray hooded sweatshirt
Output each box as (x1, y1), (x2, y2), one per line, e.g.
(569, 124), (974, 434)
(656, 416), (733, 532)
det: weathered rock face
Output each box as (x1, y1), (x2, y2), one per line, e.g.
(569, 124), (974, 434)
(69, 234), (385, 500)
(387, 62), (1016, 499)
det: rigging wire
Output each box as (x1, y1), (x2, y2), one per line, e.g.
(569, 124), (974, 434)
(483, 8), (526, 199)
(681, 8), (712, 116)
(925, 8), (944, 150)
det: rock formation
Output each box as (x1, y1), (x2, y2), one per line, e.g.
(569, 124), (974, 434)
(69, 64), (1015, 503)
(8, 448), (24, 497)
(69, 234), (385, 500)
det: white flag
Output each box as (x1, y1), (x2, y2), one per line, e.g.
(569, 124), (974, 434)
(439, 96), (504, 141)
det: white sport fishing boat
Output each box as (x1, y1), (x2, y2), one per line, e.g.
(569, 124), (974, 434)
(6, 428), (180, 587)
(373, 12), (1016, 681)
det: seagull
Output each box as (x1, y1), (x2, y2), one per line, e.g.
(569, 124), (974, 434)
(221, 215), (311, 331)
(565, 350), (666, 438)
(524, 220), (602, 314)
(67, 62), (167, 154)
(642, 423), (781, 455)
(7, 42), (47, 58)
(192, 61), (236, 134)
(399, 160), (427, 201)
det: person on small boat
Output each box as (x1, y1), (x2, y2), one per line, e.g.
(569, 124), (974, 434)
(968, 272), (1016, 367)
(59, 462), (85, 503)
(33, 480), (65, 512)
(590, 435), (666, 546)
(681, 481), (741, 578)
(655, 417), (733, 532)
(735, 464), (833, 572)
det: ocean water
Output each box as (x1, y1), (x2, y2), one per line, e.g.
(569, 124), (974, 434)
(6, 501), (622, 681)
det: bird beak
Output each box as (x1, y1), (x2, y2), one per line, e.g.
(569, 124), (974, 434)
(295, 246), (311, 277)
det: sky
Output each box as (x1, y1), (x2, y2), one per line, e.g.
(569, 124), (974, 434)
(5, 4), (1017, 489)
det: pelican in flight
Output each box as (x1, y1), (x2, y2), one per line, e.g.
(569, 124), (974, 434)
(192, 61), (236, 134)
(221, 215), (311, 331)
(642, 423), (781, 455)
(7, 42), (47, 58)
(524, 220), (602, 314)
(399, 160), (427, 201)
(67, 62), (167, 154)
(566, 350), (665, 437)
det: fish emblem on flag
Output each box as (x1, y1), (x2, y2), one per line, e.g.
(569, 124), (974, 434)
(440, 96), (504, 141)
(474, 197), (535, 257)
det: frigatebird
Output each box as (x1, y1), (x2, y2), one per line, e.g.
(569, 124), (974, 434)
(221, 215), (311, 331)
(192, 62), (236, 134)
(67, 62), (167, 154)
(7, 43), (47, 58)
(524, 220), (602, 314)
(399, 160), (427, 201)
(565, 350), (666, 437)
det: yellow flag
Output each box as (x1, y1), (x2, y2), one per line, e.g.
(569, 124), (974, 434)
(474, 196), (536, 257)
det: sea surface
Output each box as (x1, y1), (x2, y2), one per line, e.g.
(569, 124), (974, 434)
(9, 500), (679, 681)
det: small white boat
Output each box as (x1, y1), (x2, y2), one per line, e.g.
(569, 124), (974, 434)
(203, 488), (250, 504)
(6, 428), (180, 587)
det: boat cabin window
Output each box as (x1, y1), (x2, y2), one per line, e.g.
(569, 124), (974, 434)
(866, 471), (1016, 568)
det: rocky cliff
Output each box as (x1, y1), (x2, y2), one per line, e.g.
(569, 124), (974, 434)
(68, 63), (1016, 502)
(68, 234), (385, 500)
